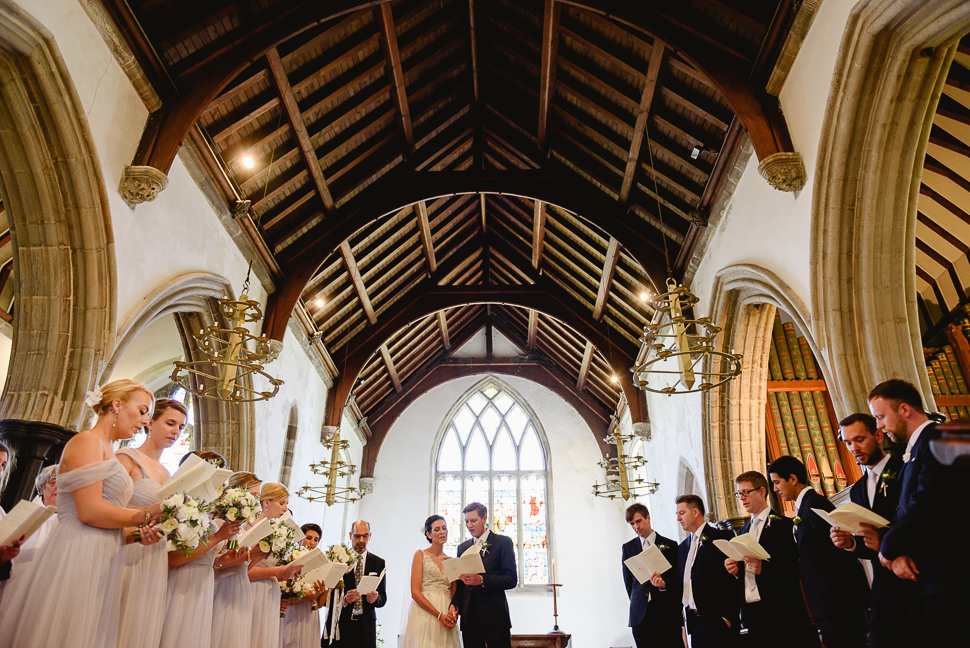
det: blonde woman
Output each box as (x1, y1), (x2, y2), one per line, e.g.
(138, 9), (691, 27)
(159, 451), (241, 648)
(0, 440), (22, 597)
(210, 471), (262, 648)
(116, 398), (185, 648)
(249, 483), (302, 648)
(0, 380), (163, 648)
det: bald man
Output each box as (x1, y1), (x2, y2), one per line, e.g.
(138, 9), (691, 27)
(325, 520), (387, 648)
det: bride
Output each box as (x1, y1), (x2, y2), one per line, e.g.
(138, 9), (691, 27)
(400, 515), (460, 647)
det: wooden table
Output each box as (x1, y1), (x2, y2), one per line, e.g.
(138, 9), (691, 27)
(512, 634), (571, 648)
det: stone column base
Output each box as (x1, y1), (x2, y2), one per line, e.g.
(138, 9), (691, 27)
(0, 419), (74, 510)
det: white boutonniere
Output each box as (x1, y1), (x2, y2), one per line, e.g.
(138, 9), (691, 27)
(656, 544), (670, 551)
(768, 514), (783, 528)
(902, 452), (912, 463)
(479, 540), (491, 555)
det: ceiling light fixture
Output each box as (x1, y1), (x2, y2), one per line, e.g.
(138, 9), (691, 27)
(242, 156), (255, 169)
(315, 298), (324, 308)
(640, 291), (649, 302)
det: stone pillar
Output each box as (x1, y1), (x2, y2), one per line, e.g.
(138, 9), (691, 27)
(0, 419), (74, 511)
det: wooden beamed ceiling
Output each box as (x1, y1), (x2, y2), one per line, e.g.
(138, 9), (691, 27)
(109, 0), (799, 438)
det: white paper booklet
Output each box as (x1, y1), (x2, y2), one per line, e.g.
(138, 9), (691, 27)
(0, 500), (56, 547)
(442, 544), (486, 582)
(302, 561), (351, 590)
(356, 568), (386, 596)
(289, 547), (327, 572)
(279, 512), (305, 542)
(811, 502), (890, 534)
(156, 453), (218, 502)
(624, 544), (672, 584)
(236, 517), (273, 548)
(210, 467), (233, 491)
(714, 534), (771, 561)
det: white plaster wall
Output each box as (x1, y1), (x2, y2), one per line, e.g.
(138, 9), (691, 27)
(359, 373), (636, 648)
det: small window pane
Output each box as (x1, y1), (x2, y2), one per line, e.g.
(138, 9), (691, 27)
(506, 405), (529, 443)
(493, 476), (518, 564)
(437, 476), (462, 556)
(519, 425), (545, 470)
(494, 392), (515, 414)
(454, 407), (475, 444)
(465, 475), (489, 513)
(483, 385), (499, 399)
(465, 429), (490, 471)
(438, 430), (463, 471)
(521, 475), (548, 583)
(480, 405), (502, 443)
(467, 393), (487, 415)
(492, 427), (517, 471)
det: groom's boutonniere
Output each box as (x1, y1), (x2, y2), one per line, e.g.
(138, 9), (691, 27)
(656, 544), (670, 551)
(902, 452), (912, 463)
(879, 468), (897, 495)
(792, 516), (803, 528)
(768, 514), (783, 528)
(699, 534), (709, 543)
(479, 541), (491, 555)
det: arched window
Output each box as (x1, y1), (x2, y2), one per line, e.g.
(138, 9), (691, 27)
(434, 379), (551, 586)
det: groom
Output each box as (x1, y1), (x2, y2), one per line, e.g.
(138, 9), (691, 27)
(449, 502), (517, 648)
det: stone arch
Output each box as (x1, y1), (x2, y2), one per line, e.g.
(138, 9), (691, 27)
(703, 263), (819, 519)
(812, 0), (970, 416)
(279, 404), (299, 488)
(0, 4), (114, 507)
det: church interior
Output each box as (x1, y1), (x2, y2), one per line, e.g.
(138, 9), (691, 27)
(0, 1), (968, 647)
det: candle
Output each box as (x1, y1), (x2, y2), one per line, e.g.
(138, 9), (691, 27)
(552, 558), (556, 584)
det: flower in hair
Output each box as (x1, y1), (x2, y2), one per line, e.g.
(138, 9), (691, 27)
(84, 387), (104, 409)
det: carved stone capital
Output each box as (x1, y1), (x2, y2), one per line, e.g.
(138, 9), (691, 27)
(632, 421), (651, 442)
(758, 152), (806, 192)
(359, 477), (374, 494)
(321, 425), (340, 444)
(119, 165), (169, 207)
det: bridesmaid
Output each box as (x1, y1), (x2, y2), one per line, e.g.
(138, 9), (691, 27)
(249, 483), (302, 648)
(0, 379), (163, 648)
(0, 440), (22, 594)
(116, 398), (185, 648)
(280, 523), (327, 648)
(210, 471), (262, 648)
(158, 451), (241, 648)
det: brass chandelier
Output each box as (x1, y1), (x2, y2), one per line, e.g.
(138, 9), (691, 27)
(171, 274), (284, 402)
(297, 429), (361, 505)
(592, 427), (658, 500)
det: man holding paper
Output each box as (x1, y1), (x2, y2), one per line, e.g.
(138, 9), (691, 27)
(722, 471), (813, 648)
(448, 502), (517, 648)
(621, 503), (682, 648)
(327, 520), (387, 648)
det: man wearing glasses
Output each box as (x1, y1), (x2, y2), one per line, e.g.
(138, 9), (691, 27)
(327, 520), (387, 647)
(723, 471), (814, 648)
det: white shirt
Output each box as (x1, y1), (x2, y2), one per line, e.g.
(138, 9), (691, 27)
(640, 530), (657, 550)
(474, 529), (491, 550)
(866, 453), (892, 507)
(682, 525), (705, 609)
(793, 485), (813, 513)
(743, 508), (770, 603)
(904, 420), (932, 461)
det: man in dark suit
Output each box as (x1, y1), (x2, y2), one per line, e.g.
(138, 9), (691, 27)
(324, 520), (387, 648)
(868, 379), (970, 645)
(448, 502), (517, 648)
(769, 456), (868, 648)
(621, 502), (682, 648)
(675, 494), (740, 648)
(723, 471), (814, 648)
(830, 412), (928, 647)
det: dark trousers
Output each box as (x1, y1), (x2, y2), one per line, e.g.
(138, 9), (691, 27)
(743, 601), (816, 648)
(812, 609), (867, 648)
(460, 625), (512, 648)
(326, 614), (373, 648)
(684, 608), (738, 648)
(921, 590), (970, 645)
(632, 606), (682, 648)
(868, 581), (931, 648)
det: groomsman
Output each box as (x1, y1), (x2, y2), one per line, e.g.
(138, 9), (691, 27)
(675, 494), (740, 648)
(868, 379), (970, 644)
(768, 456), (868, 648)
(621, 503), (682, 648)
(723, 471), (814, 648)
(326, 520), (387, 648)
(449, 502), (517, 648)
(831, 412), (928, 647)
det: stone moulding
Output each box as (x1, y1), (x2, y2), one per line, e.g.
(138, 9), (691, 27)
(119, 164), (168, 207)
(758, 151), (806, 192)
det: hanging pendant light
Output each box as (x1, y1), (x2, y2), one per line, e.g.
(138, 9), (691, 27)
(297, 428), (361, 505)
(592, 426), (658, 500)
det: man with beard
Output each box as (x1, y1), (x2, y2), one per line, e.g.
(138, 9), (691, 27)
(868, 380), (969, 645)
(326, 520), (387, 647)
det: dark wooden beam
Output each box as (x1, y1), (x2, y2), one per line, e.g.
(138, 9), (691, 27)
(620, 42), (664, 206)
(577, 341), (594, 391)
(378, 3), (414, 152)
(437, 311), (451, 349)
(485, 317), (494, 356)
(920, 183), (970, 227)
(532, 199), (547, 270)
(416, 201), (437, 272)
(468, 0), (480, 103)
(767, 379), (827, 393)
(340, 240), (377, 325)
(266, 47), (335, 212)
(527, 310), (539, 348)
(379, 343), (402, 392)
(592, 237), (620, 321)
(537, 0), (561, 149)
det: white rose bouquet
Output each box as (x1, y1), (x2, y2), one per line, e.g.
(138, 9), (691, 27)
(158, 493), (211, 555)
(208, 487), (260, 549)
(259, 517), (298, 563)
(325, 543), (357, 589)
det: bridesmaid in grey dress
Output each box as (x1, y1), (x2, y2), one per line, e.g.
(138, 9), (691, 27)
(280, 523), (327, 648)
(116, 398), (185, 648)
(0, 380), (163, 648)
(249, 483), (303, 648)
(159, 450), (241, 648)
(211, 471), (263, 648)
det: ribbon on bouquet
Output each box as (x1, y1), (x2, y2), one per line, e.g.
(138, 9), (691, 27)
(323, 587), (344, 644)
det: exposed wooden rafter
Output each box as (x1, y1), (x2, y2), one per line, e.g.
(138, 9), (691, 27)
(620, 42), (664, 206)
(340, 240), (377, 325)
(437, 311), (451, 349)
(416, 201), (437, 272)
(527, 309), (538, 348)
(379, 343), (403, 392)
(532, 199), (547, 270)
(378, 3), (414, 152)
(577, 341), (594, 390)
(537, 0), (561, 149)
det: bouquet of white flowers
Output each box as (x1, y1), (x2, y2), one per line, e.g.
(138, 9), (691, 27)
(208, 487), (260, 549)
(259, 517), (299, 563)
(158, 492), (211, 555)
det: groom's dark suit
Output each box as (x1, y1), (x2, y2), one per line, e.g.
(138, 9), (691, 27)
(621, 532), (682, 648)
(450, 531), (517, 648)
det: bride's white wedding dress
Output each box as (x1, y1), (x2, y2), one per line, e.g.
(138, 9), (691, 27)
(400, 551), (460, 648)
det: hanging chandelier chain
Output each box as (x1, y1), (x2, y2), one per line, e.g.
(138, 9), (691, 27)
(643, 127), (671, 275)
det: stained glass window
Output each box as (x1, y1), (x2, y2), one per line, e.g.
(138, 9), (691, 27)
(434, 380), (552, 587)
